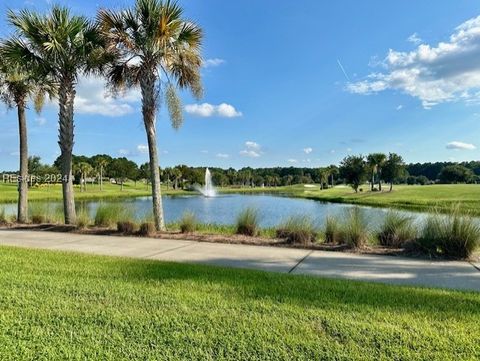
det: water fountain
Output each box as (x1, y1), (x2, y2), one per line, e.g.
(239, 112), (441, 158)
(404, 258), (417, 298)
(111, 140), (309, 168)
(196, 168), (216, 197)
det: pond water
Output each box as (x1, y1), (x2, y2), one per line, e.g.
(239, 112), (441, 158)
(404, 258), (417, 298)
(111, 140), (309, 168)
(3, 193), (430, 228)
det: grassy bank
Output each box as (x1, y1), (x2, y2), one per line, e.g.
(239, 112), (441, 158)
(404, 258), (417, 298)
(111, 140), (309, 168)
(1, 246), (479, 360)
(285, 184), (480, 215)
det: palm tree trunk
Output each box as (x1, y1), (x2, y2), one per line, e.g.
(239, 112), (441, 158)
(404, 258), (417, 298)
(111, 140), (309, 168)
(371, 170), (375, 191)
(100, 166), (103, 191)
(58, 75), (77, 224)
(141, 72), (165, 231)
(17, 99), (28, 223)
(378, 170), (382, 191)
(389, 182), (393, 192)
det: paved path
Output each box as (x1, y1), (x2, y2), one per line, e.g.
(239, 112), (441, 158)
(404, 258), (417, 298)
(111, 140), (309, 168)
(0, 229), (479, 292)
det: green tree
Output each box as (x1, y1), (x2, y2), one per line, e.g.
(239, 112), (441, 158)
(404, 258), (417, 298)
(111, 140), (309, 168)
(107, 158), (138, 191)
(367, 153), (387, 191)
(98, 0), (203, 231)
(0, 55), (50, 223)
(77, 162), (93, 192)
(93, 157), (109, 191)
(326, 164), (339, 188)
(382, 153), (405, 191)
(340, 155), (367, 192)
(438, 165), (474, 184)
(317, 167), (329, 190)
(5, 6), (108, 224)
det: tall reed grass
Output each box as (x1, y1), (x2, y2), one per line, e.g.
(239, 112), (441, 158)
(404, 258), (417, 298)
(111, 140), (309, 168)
(29, 203), (63, 224)
(276, 215), (318, 245)
(341, 208), (369, 249)
(235, 208), (260, 236)
(94, 203), (134, 228)
(377, 211), (416, 248)
(179, 211), (198, 233)
(415, 207), (480, 259)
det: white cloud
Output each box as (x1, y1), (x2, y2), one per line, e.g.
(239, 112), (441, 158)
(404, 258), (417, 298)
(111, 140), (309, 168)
(330, 149), (336, 154)
(348, 16), (480, 108)
(137, 144), (148, 154)
(240, 141), (262, 157)
(407, 32), (422, 45)
(185, 103), (242, 118)
(203, 58), (225, 68)
(201, 150), (209, 154)
(303, 147), (313, 154)
(245, 141), (260, 150)
(446, 141), (476, 150)
(35, 117), (47, 126)
(118, 149), (130, 156)
(240, 150), (260, 158)
(216, 153), (229, 158)
(287, 159), (298, 163)
(396, 105), (403, 110)
(74, 76), (140, 117)
(347, 148), (352, 152)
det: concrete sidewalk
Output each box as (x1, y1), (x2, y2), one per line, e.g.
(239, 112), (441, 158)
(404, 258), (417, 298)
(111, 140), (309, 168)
(0, 229), (479, 291)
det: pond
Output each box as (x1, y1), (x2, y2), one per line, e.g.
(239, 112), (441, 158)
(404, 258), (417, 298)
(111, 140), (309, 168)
(3, 193), (430, 228)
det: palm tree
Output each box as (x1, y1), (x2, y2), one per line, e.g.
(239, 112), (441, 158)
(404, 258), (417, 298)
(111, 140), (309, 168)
(4, 6), (108, 224)
(94, 157), (109, 191)
(367, 153), (387, 191)
(326, 165), (339, 188)
(78, 162), (93, 192)
(98, 0), (203, 231)
(0, 52), (51, 223)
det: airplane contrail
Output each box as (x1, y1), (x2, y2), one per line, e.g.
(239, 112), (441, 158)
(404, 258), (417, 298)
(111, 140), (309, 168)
(336, 59), (350, 82)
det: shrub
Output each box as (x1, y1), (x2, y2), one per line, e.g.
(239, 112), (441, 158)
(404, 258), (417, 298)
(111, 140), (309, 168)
(377, 211), (416, 247)
(28, 203), (64, 224)
(235, 208), (260, 236)
(94, 204), (133, 228)
(324, 216), (341, 244)
(138, 222), (156, 237)
(276, 215), (318, 245)
(0, 207), (8, 225)
(179, 211), (198, 233)
(415, 208), (480, 259)
(117, 221), (137, 234)
(341, 208), (369, 248)
(76, 208), (91, 229)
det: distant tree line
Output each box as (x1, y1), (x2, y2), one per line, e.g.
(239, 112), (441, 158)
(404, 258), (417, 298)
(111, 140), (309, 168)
(1, 152), (478, 190)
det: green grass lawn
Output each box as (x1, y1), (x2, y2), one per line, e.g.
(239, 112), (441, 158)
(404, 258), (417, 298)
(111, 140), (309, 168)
(0, 181), (190, 203)
(0, 246), (479, 360)
(286, 184), (480, 215)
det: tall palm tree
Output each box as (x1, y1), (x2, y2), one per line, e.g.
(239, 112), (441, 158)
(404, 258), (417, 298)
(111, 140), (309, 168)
(367, 153), (387, 191)
(98, 0), (203, 231)
(0, 53), (51, 223)
(4, 6), (108, 224)
(94, 157), (109, 191)
(77, 162), (93, 192)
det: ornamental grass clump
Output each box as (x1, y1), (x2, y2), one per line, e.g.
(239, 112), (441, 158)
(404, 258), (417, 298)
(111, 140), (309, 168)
(179, 211), (198, 233)
(94, 204), (133, 228)
(341, 208), (369, 249)
(76, 207), (91, 229)
(324, 216), (341, 244)
(415, 207), (480, 259)
(235, 208), (260, 236)
(276, 215), (318, 245)
(377, 211), (416, 248)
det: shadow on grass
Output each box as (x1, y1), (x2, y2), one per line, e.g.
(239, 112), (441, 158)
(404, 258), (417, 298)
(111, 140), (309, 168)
(114, 256), (480, 317)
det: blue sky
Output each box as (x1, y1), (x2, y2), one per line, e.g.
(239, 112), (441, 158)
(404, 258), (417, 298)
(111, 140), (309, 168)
(2, 0), (480, 170)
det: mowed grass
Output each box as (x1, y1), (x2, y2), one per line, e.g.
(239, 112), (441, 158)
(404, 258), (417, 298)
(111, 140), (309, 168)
(0, 246), (479, 360)
(0, 181), (189, 203)
(294, 184), (480, 215)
